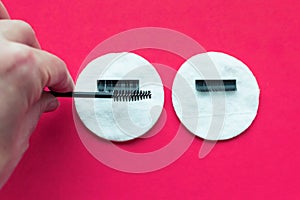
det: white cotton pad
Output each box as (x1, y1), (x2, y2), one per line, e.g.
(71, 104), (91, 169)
(172, 52), (260, 140)
(74, 52), (164, 142)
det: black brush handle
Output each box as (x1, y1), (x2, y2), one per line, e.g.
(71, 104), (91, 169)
(48, 91), (113, 98)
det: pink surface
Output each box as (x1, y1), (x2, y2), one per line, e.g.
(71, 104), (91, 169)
(1, 0), (300, 199)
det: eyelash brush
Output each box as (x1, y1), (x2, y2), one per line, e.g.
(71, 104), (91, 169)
(48, 90), (152, 102)
(47, 79), (152, 102)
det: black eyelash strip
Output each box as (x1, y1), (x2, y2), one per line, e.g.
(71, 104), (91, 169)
(97, 80), (139, 92)
(195, 80), (237, 92)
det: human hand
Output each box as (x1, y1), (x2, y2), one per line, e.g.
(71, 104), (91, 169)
(0, 2), (74, 188)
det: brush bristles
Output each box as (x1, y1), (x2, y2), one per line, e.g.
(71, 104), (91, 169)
(113, 90), (152, 102)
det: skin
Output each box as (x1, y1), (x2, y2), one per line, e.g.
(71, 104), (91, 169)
(0, 2), (74, 187)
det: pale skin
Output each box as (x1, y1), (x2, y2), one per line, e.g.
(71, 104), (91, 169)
(0, 2), (74, 187)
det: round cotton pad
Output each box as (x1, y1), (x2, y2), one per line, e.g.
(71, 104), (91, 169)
(172, 52), (260, 140)
(74, 52), (164, 142)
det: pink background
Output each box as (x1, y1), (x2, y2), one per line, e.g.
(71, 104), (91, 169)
(1, 0), (300, 199)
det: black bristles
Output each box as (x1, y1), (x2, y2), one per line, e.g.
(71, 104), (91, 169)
(112, 90), (152, 102)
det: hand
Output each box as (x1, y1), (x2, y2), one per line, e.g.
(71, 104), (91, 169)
(0, 2), (74, 187)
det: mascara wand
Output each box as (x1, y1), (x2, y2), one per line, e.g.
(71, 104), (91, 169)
(48, 90), (152, 102)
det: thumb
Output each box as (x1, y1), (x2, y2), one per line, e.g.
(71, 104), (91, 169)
(38, 92), (60, 113)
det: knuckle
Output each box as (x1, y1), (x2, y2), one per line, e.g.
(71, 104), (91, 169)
(11, 45), (41, 99)
(12, 19), (36, 38)
(11, 44), (35, 66)
(7, 44), (39, 80)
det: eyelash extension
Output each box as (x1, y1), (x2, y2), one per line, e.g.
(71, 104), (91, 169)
(48, 90), (152, 102)
(97, 80), (139, 92)
(195, 79), (237, 92)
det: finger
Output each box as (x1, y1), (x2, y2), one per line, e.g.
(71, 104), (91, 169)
(0, 20), (40, 48)
(33, 48), (74, 93)
(0, 1), (10, 19)
(0, 42), (74, 97)
(19, 93), (59, 149)
(37, 92), (60, 113)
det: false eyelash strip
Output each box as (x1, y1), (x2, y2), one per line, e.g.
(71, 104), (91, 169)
(97, 80), (139, 92)
(195, 79), (237, 92)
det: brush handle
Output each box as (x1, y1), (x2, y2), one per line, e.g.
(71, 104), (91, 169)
(48, 91), (113, 98)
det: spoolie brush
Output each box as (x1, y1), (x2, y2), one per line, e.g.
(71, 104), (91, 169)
(48, 90), (152, 102)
